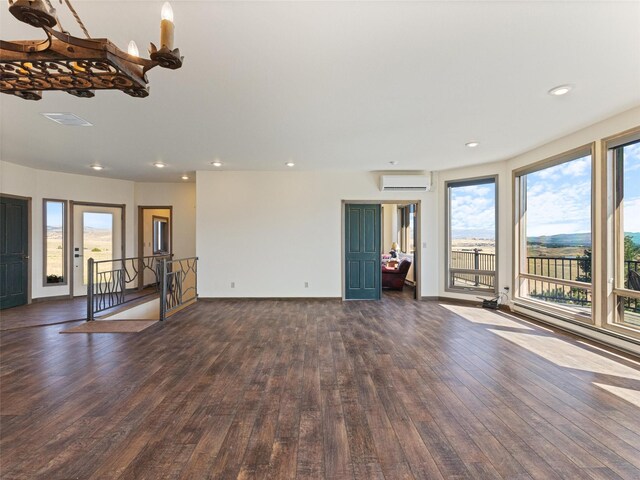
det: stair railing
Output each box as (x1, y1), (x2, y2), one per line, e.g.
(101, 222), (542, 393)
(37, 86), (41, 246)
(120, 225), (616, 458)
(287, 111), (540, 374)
(160, 256), (198, 321)
(86, 254), (172, 320)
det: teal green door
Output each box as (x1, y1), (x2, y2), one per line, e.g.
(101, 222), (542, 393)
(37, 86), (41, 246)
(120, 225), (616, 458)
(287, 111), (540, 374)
(345, 204), (380, 300)
(1, 196), (29, 309)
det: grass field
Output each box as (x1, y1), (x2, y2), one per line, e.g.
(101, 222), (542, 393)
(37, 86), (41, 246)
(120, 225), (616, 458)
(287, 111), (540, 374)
(451, 238), (495, 254)
(46, 227), (113, 283)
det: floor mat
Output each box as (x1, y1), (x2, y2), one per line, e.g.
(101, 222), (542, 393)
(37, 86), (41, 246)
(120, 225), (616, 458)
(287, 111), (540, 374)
(60, 320), (157, 333)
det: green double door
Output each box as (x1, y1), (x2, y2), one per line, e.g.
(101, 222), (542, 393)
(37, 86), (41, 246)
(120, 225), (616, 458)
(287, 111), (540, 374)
(1, 196), (29, 309)
(345, 204), (381, 300)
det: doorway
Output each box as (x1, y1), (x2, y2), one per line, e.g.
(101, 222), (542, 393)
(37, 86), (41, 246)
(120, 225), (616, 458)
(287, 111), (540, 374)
(0, 195), (31, 309)
(71, 202), (125, 297)
(343, 201), (420, 300)
(381, 202), (419, 300)
(138, 206), (172, 288)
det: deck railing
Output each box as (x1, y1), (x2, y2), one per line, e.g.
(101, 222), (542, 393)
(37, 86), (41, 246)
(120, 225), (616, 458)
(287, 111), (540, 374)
(450, 249), (639, 312)
(450, 249), (496, 289)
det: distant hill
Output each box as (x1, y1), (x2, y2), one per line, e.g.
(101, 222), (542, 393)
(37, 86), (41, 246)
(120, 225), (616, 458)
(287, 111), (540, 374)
(527, 233), (591, 247)
(451, 229), (495, 240)
(527, 232), (640, 247)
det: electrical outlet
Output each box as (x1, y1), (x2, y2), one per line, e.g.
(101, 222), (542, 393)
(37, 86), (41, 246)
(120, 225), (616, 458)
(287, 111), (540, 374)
(231, 282), (235, 288)
(304, 282), (309, 288)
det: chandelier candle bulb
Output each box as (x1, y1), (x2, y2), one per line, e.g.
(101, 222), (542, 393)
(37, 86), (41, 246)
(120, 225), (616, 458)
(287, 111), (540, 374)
(160, 2), (174, 50)
(128, 40), (139, 57)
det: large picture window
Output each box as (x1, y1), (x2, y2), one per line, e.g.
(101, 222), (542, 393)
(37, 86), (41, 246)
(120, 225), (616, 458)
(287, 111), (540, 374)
(43, 199), (67, 285)
(611, 136), (640, 330)
(514, 147), (593, 320)
(446, 176), (497, 293)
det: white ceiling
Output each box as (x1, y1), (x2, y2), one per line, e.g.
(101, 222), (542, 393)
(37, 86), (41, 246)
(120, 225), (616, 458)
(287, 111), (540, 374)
(1, 1), (639, 182)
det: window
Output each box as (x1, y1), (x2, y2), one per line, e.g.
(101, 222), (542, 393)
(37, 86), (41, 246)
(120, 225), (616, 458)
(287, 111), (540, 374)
(153, 216), (170, 254)
(398, 205), (416, 253)
(611, 136), (640, 330)
(446, 176), (497, 293)
(514, 147), (593, 320)
(43, 199), (66, 285)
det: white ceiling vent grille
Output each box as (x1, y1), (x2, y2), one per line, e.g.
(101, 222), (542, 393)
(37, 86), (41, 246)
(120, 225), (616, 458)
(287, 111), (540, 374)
(380, 174), (432, 192)
(41, 113), (93, 127)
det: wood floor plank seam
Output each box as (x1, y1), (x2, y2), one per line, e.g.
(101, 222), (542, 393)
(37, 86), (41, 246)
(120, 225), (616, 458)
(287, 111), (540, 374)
(1, 297), (640, 479)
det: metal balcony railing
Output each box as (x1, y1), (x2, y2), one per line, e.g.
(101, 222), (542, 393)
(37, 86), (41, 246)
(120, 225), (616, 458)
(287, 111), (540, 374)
(450, 250), (639, 312)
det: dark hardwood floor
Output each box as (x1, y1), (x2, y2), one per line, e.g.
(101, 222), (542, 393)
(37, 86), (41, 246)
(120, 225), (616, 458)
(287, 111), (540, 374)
(1, 296), (640, 479)
(0, 287), (159, 331)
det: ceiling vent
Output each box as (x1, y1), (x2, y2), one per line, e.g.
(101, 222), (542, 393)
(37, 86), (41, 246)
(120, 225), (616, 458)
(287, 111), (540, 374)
(380, 174), (432, 192)
(41, 113), (93, 126)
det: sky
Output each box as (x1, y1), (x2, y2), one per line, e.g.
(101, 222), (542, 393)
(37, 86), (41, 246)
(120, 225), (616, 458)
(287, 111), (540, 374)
(525, 154), (592, 237)
(450, 141), (640, 241)
(83, 212), (113, 230)
(46, 206), (114, 230)
(623, 142), (640, 234)
(45, 202), (63, 228)
(450, 182), (496, 239)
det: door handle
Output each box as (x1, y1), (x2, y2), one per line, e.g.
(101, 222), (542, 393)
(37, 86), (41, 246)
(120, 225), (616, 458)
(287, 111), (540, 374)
(23, 255), (29, 260)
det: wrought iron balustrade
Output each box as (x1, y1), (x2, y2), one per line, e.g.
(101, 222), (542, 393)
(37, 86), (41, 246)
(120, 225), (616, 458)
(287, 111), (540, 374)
(160, 257), (198, 321)
(87, 254), (172, 320)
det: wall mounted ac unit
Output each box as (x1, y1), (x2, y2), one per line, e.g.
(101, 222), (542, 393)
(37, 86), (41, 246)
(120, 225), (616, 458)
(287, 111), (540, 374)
(379, 174), (432, 192)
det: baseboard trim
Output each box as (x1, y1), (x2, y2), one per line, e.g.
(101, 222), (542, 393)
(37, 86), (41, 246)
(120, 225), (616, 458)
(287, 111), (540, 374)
(198, 297), (342, 301)
(31, 294), (72, 303)
(421, 296), (481, 306)
(421, 296), (510, 312)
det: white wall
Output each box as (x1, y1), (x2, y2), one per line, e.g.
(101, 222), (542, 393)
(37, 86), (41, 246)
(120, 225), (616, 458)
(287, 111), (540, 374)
(0, 161), (135, 299)
(196, 171), (437, 298)
(1, 162), (197, 300)
(134, 183), (196, 259)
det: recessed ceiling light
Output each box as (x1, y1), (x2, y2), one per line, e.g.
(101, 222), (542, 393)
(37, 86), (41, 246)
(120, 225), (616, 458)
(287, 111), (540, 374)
(41, 112), (93, 126)
(153, 162), (166, 168)
(181, 175), (189, 180)
(90, 164), (103, 171)
(210, 160), (223, 167)
(389, 161), (399, 165)
(548, 84), (573, 96)
(285, 162), (295, 167)
(465, 142), (480, 148)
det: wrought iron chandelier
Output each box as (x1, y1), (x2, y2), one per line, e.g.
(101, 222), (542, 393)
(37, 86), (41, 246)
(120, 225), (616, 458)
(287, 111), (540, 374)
(1, 0), (184, 100)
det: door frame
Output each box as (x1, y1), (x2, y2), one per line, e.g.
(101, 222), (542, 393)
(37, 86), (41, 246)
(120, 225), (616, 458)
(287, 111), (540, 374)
(69, 201), (126, 298)
(137, 205), (173, 259)
(341, 200), (421, 300)
(138, 205), (173, 289)
(0, 193), (32, 305)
